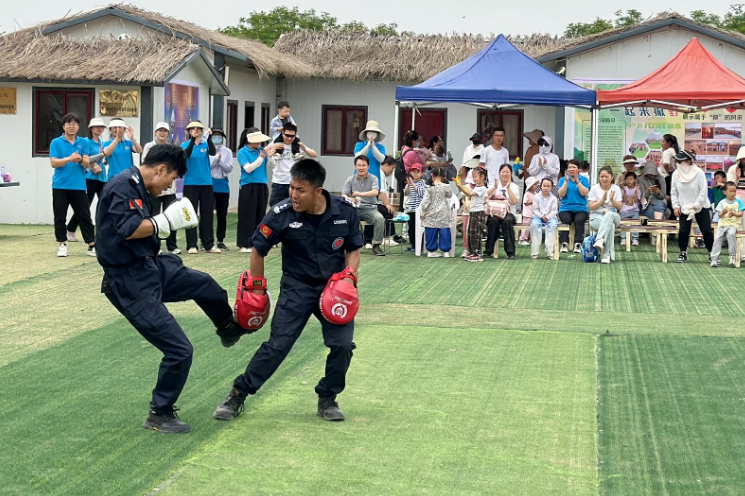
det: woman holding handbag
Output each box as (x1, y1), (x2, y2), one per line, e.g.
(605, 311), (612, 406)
(484, 164), (520, 259)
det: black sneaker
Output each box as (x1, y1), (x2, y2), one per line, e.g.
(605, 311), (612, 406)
(317, 395), (345, 421)
(371, 245), (385, 256)
(213, 389), (246, 420)
(676, 252), (687, 264)
(143, 406), (191, 433)
(216, 319), (249, 348)
(507, 254), (516, 260)
(217, 241), (229, 251)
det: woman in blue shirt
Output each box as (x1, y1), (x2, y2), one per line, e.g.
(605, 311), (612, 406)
(66, 118), (108, 241)
(181, 120), (219, 253)
(236, 128), (270, 252)
(49, 113), (96, 258)
(103, 119), (143, 179)
(557, 159), (590, 253)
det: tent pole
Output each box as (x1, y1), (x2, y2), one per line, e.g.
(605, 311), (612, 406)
(590, 107), (599, 185)
(411, 104), (416, 131)
(393, 101), (400, 152)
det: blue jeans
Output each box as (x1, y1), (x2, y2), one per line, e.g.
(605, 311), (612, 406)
(642, 201), (666, 219)
(425, 227), (451, 252)
(620, 211), (639, 242)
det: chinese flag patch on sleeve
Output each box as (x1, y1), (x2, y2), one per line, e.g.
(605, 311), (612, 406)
(128, 199), (143, 210)
(259, 224), (272, 238)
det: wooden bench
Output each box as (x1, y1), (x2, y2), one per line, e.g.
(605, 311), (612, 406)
(489, 222), (570, 260)
(688, 222), (718, 248)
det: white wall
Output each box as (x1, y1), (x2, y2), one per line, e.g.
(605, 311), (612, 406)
(222, 66), (277, 209)
(0, 83), (141, 225)
(285, 78), (556, 192)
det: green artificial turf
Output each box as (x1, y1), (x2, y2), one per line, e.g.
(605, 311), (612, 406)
(598, 335), (745, 495)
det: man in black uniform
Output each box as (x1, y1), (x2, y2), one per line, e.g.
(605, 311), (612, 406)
(213, 159), (363, 422)
(96, 144), (247, 433)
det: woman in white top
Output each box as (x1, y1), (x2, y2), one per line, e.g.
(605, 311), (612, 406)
(660, 134), (680, 179)
(588, 166), (623, 264)
(670, 149), (713, 263)
(527, 136), (560, 188)
(484, 164), (520, 259)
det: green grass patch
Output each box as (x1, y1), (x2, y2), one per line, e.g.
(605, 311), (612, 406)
(598, 335), (745, 495)
(158, 328), (598, 496)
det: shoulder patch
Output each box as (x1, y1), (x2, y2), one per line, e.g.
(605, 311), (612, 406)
(273, 201), (292, 214)
(259, 224), (272, 238)
(129, 173), (140, 185)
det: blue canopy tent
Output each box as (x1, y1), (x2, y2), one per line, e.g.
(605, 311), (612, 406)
(394, 35), (599, 176)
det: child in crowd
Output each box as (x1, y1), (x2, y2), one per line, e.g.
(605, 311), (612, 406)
(530, 178), (559, 259)
(455, 167), (496, 262)
(420, 167), (454, 258)
(620, 171), (642, 246)
(579, 161), (591, 182)
(711, 181), (744, 267)
(709, 170), (727, 221)
(518, 177), (538, 245)
(405, 163), (426, 252)
(269, 101), (296, 139)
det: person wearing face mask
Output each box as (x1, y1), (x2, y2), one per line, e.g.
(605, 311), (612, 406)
(528, 136), (560, 188)
(354, 121), (387, 182)
(462, 133), (484, 167)
(670, 149), (713, 263)
(209, 128), (234, 251)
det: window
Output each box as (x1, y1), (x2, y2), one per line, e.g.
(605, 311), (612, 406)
(398, 108), (447, 151)
(477, 110), (523, 159)
(34, 88), (93, 156)
(226, 100), (238, 152)
(261, 103), (271, 136)
(244, 101), (255, 130)
(322, 105), (367, 156)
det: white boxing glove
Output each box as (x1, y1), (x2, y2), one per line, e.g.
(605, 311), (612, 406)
(150, 198), (198, 239)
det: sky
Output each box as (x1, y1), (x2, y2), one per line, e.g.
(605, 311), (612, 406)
(1, 1), (737, 38)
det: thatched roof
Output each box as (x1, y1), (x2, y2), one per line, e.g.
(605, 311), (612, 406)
(27, 4), (315, 79)
(539, 12), (745, 61)
(0, 31), (201, 85)
(273, 31), (566, 82)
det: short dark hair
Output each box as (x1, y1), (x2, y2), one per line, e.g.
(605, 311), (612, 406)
(541, 177), (554, 187)
(567, 159), (580, 168)
(62, 113), (80, 125)
(278, 101), (291, 110)
(141, 144), (187, 178)
(492, 127), (505, 136)
(355, 155), (369, 166)
(624, 171), (637, 179)
(725, 180), (737, 190)
(283, 122), (297, 134)
(381, 156), (396, 166)
(714, 170), (727, 178)
(291, 159), (326, 189)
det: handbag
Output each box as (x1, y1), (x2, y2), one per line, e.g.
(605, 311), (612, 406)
(485, 194), (510, 218)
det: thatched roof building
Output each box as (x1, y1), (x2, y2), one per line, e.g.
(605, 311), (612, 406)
(273, 32), (566, 82)
(21, 3), (315, 79)
(0, 31), (206, 85)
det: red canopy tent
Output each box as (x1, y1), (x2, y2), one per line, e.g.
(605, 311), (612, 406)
(596, 38), (745, 111)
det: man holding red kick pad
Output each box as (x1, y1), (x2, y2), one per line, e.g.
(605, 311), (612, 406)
(214, 159), (363, 422)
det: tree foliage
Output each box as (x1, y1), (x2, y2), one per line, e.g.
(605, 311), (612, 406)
(219, 6), (399, 46)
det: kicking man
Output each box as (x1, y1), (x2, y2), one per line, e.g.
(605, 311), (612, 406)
(96, 144), (246, 433)
(214, 159), (362, 422)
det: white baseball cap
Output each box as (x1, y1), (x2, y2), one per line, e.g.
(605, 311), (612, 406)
(155, 122), (169, 132)
(88, 117), (106, 128)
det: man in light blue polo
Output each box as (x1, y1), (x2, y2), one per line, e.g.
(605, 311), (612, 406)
(48, 113), (96, 258)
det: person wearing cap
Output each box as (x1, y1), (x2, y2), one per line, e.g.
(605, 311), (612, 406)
(236, 128), (271, 252)
(268, 122), (317, 206)
(404, 162), (426, 252)
(521, 129), (544, 180)
(670, 149), (713, 263)
(209, 128), (234, 251)
(103, 119), (142, 178)
(65, 117), (107, 243)
(49, 113), (96, 258)
(354, 121), (386, 182)
(616, 155), (640, 185)
(181, 120), (220, 254)
(462, 133), (484, 167)
(528, 136), (559, 187)
(142, 122), (180, 254)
